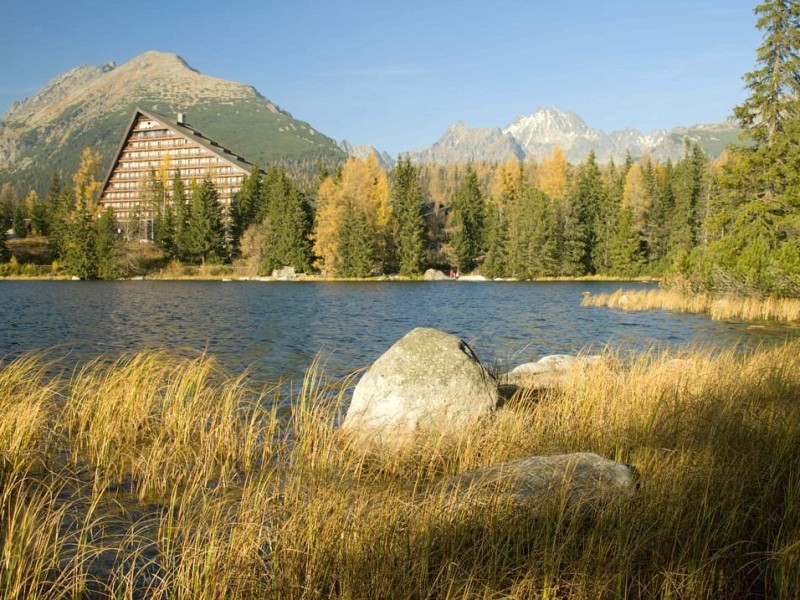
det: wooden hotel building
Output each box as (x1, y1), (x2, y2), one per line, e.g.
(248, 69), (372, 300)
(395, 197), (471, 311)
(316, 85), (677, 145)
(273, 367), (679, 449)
(98, 108), (258, 239)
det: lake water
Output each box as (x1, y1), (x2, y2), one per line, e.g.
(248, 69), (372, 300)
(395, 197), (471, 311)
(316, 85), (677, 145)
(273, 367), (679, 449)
(2, 280), (799, 384)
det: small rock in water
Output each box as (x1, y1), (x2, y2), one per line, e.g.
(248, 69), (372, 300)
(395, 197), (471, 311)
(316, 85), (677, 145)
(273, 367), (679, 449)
(505, 354), (605, 390)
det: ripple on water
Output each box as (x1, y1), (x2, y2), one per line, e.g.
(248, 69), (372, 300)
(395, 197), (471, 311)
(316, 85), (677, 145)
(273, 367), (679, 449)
(1, 280), (799, 384)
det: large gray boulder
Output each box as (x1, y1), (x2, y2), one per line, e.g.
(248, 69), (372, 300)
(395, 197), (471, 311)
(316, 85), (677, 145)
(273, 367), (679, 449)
(342, 328), (499, 447)
(423, 268), (450, 281)
(438, 452), (636, 509)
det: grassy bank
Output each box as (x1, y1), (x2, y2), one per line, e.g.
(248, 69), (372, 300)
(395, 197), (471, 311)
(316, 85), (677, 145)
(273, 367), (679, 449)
(1, 344), (800, 598)
(583, 287), (800, 323)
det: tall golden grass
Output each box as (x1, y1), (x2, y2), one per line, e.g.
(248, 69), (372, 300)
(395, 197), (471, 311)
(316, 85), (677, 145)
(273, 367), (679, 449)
(1, 344), (800, 598)
(582, 287), (800, 322)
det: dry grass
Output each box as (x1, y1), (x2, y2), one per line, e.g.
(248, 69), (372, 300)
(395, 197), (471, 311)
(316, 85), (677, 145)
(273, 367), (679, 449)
(582, 287), (800, 323)
(1, 343), (800, 598)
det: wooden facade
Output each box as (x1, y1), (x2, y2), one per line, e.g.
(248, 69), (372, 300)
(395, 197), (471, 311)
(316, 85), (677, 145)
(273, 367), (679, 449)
(98, 109), (256, 240)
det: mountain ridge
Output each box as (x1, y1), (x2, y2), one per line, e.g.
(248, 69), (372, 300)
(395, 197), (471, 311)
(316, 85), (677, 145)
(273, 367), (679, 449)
(405, 106), (741, 164)
(0, 51), (344, 191)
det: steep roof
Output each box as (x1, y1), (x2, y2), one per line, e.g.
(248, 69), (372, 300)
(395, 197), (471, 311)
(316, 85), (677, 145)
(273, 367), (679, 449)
(99, 107), (261, 196)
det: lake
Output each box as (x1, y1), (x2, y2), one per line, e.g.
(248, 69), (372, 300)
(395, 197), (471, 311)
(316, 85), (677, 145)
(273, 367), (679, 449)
(2, 280), (798, 384)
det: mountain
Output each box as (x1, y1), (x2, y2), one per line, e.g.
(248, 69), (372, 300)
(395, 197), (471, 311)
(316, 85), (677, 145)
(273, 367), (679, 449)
(338, 140), (395, 168)
(407, 107), (742, 164)
(408, 122), (524, 164)
(0, 51), (345, 191)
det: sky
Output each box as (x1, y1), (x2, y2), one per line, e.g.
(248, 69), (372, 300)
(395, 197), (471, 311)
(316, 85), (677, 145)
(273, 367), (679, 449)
(0, 0), (762, 157)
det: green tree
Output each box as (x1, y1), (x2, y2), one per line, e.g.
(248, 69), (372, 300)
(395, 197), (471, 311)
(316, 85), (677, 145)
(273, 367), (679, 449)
(12, 204), (27, 238)
(562, 151), (603, 275)
(670, 142), (708, 257)
(695, 0), (800, 295)
(171, 172), (191, 261)
(229, 164), (262, 256)
(184, 177), (227, 265)
(48, 186), (75, 261)
(734, 0), (800, 148)
(392, 156), (427, 276)
(449, 166), (485, 272)
(609, 206), (645, 276)
(0, 228), (9, 263)
(336, 203), (374, 277)
(260, 167), (313, 274)
(64, 198), (97, 279)
(95, 207), (122, 280)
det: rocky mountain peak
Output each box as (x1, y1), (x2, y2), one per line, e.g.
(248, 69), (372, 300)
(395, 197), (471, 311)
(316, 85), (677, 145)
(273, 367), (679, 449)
(407, 106), (741, 165)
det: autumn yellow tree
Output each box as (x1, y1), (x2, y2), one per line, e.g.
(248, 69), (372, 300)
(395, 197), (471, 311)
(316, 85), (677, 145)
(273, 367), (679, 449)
(312, 154), (392, 275)
(622, 163), (651, 232)
(537, 146), (569, 201)
(73, 147), (104, 213)
(312, 176), (344, 274)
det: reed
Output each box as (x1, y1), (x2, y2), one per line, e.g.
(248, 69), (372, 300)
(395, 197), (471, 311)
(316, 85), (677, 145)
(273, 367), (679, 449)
(582, 287), (800, 323)
(0, 344), (799, 598)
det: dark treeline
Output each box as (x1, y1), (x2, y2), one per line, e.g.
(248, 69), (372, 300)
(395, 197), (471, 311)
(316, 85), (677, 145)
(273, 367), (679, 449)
(2, 0), (798, 295)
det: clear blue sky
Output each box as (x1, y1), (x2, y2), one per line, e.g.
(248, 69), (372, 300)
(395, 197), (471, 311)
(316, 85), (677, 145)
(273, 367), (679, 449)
(1, 0), (761, 157)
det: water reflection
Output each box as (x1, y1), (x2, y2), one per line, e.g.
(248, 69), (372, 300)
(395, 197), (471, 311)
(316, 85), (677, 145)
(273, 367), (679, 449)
(2, 280), (799, 384)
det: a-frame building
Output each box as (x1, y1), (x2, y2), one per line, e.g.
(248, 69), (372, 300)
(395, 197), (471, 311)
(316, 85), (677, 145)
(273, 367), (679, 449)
(98, 108), (258, 239)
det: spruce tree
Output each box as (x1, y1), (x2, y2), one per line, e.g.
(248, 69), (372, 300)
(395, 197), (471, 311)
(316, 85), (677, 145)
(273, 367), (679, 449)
(229, 164), (262, 256)
(12, 205), (27, 238)
(392, 157), (427, 276)
(526, 189), (562, 278)
(185, 177), (227, 265)
(95, 207), (122, 280)
(481, 203), (508, 278)
(172, 172), (191, 261)
(48, 187), (75, 262)
(260, 167), (313, 275)
(336, 203), (374, 277)
(670, 142), (707, 257)
(0, 228), (9, 263)
(64, 197), (97, 279)
(609, 207), (645, 276)
(698, 0), (800, 295)
(449, 166), (485, 272)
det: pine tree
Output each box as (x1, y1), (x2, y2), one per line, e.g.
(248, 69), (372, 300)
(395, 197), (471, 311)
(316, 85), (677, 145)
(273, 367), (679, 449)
(172, 172), (191, 261)
(0, 184), (11, 233)
(336, 203), (374, 277)
(185, 177), (227, 265)
(28, 189), (50, 237)
(481, 202), (508, 278)
(260, 167), (313, 275)
(0, 229), (8, 263)
(449, 165), (486, 272)
(562, 151), (603, 274)
(48, 187), (75, 261)
(95, 207), (122, 280)
(64, 197), (97, 279)
(670, 142), (707, 257)
(526, 189), (562, 277)
(609, 206), (645, 276)
(697, 0), (800, 295)
(229, 164), (262, 256)
(392, 156), (427, 276)
(12, 204), (27, 238)
(734, 0), (800, 148)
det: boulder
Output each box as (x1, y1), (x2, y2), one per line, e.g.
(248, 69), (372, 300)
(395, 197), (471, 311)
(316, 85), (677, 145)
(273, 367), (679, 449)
(271, 266), (296, 280)
(505, 354), (605, 390)
(438, 452), (636, 509)
(423, 268), (450, 281)
(342, 328), (499, 447)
